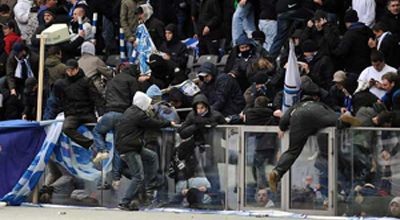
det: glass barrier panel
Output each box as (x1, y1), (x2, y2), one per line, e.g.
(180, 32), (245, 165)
(243, 132), (281, 209)
(289, 134), (329, 210)
(218, 127), (240, 210)
(39, 127), (230, 210)
(336, 129), (400, 218)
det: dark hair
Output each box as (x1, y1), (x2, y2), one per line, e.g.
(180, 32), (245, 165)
(2, 20), (15, 30)
(74, 5), (87, 15)
(372, 22), (388, 32)
(0, 4), (10, 13)
(168, 87), (184, 102)
(370, 50), (385, 62)
(382, 72), (398, 83)
(388, 0), (400, 7)
(254, 96), (270, 108)
(135, 7), (144, 15)
(65, 59), (79, 69)
(47, 46), (61, 56)
(377, 111), (393, 126)
(186, 188), (204, 208)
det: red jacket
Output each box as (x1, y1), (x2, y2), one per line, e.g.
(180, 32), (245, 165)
(4, 32), (21, 55)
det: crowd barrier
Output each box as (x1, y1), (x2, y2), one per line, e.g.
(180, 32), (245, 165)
(2, 122), (400, 218)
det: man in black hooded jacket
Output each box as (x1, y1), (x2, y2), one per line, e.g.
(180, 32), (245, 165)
(174, 94), (226, 181)
(197, 62), (245, 117)
(159, 23), (188, 71)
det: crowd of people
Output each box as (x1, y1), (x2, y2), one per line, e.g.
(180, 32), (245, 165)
(0, 0), (400, 216)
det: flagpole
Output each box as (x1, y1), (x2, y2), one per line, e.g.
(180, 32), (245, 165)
(36, 34), (47, 123)
(33, 33), (47, 204)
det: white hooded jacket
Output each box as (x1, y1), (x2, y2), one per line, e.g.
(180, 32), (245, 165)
(14, 0), (38, 44)
(133, 91), (152, 111)
(352, 0), (376, 27)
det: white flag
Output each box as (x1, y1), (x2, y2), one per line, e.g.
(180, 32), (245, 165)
(282, 40), (301, 112)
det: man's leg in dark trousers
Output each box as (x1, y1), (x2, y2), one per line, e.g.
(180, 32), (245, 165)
(269, 132), (310, 192)
(121, 151), (144, 206)
(62, 115), (96, 149)
(141, 148), (160, 202)
(274, 133), (310, 178)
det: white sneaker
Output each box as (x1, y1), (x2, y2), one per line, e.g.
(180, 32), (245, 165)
(112, 180), (121, 191)
(93, 152), (110, 164)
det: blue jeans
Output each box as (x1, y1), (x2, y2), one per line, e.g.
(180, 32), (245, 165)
(121, 148), (159, 204)
(93, 111), (123, 180)
(126, 41), (136, 63)
(269, 11), (305, 58)
(231, 2), (256, 46)
(93, 111), (123, 152)
(258, 19), (277, 52)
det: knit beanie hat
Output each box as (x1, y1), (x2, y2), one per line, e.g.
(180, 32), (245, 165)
(252, 72), (269, 85)
(344, 9), (359, 23)
(146, 84), (162, 98)
(302, 40), (318, 53)
(252, 30), (265, 43)
(65, 59), (79, 69)
(236, 34), (253, 46)
(301, 76), (320, 96)
(43, 8), (57, 18)
(12, 42), (25, 53)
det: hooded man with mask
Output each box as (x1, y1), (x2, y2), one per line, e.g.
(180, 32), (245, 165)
(115, 91), (175, 211)
(197, 62), (245, 117)
(225, 35), (268, 92)
(268, 80), (338, 193)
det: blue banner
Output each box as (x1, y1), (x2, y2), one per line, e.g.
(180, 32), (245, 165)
(0, 117), (114, 205)
(0, 120), (46, 200)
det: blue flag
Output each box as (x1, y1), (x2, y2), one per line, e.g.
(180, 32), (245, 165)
(132, 24), (157, 75)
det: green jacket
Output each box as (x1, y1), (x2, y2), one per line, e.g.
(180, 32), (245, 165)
(45, 55), (66, 87)
(120, 0), (146, 39)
